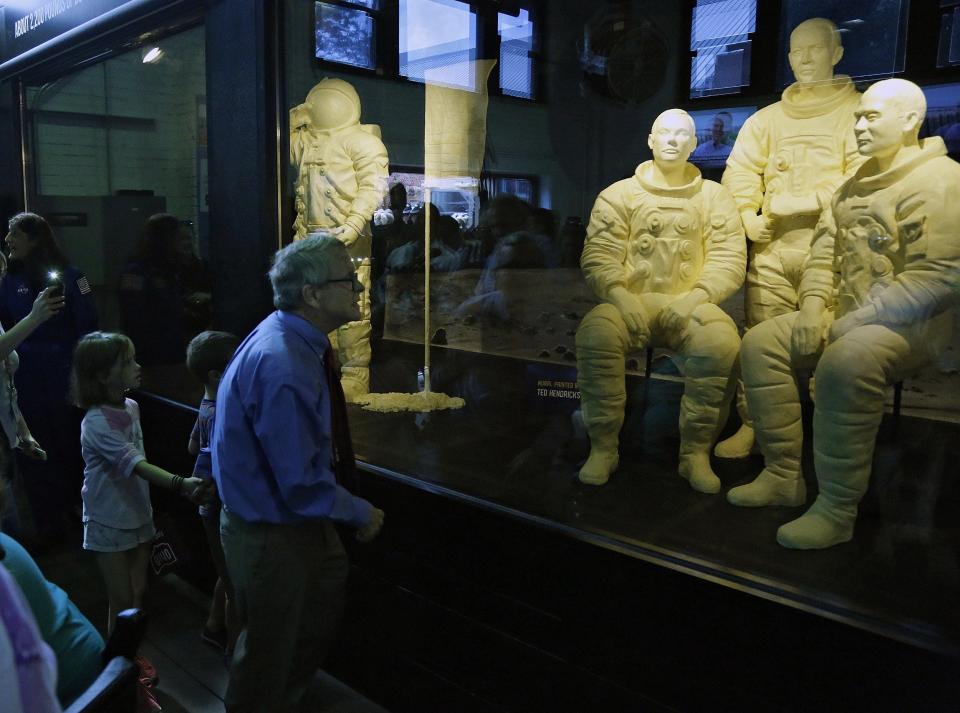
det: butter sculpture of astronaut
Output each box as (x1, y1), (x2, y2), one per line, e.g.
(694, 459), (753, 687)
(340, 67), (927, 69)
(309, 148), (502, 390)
(731, 79), (960, 549)
(576, 109), (746, 492)
(716, 17), (863, 459)
(290, 78), (389, 399)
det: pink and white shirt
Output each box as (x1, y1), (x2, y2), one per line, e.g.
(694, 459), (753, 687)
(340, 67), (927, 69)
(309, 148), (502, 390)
(80, 398), (151, 529)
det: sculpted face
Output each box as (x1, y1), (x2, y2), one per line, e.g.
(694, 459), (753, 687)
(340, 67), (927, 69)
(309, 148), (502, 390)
(788, 21), (842, 85)
(648, 111), (696, 165)
(853, 81), (924, 159)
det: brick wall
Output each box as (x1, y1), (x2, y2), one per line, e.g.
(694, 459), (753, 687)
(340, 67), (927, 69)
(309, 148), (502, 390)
(29, 26), (205, 228)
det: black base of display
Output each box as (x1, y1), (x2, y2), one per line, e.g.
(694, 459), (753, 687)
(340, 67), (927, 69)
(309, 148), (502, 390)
(333, 467), (959, 712)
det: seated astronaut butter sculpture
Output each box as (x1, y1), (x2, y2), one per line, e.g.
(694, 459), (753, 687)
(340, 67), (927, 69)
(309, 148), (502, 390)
(715, 17), (863, 459)
(290, 78), (389, 400)
(575, 109), (746, 492)
(731, 79), (960, 549)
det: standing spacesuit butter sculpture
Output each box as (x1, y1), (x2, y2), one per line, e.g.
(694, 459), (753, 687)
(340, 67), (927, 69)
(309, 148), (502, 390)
(575, 109), (746, 491)
(290, 78), (389, 399)
(734, 78), (960, 549)
(716, 17), (863, 459)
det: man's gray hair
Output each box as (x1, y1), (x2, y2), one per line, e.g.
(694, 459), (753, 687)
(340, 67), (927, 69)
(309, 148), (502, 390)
(269, 232), (345, 310)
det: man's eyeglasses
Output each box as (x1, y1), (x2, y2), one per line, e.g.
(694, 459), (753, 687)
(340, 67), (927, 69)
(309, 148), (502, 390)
(325, 274), (363, 292)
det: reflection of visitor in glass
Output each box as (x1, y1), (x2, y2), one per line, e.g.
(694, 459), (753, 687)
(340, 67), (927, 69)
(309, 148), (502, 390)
(558, 217), (586, 268)
(119, 214), (212, 367)
(691, 112), (733, 162)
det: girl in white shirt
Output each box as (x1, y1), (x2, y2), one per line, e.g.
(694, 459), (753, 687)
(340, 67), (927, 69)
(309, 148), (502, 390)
(72, 331), (209, 633)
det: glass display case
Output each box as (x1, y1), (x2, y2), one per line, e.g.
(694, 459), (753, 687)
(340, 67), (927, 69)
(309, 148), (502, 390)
(21, 24), (210, 403)
(282, 0), (960, 659)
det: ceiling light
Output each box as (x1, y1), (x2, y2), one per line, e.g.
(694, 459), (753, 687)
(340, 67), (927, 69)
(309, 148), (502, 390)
(141, 46), (164, 63)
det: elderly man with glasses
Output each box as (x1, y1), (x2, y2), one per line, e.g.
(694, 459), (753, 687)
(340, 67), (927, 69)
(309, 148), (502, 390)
(212, 233), (385, 713)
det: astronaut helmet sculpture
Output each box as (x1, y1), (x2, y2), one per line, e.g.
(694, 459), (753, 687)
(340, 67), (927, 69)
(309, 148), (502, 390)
(304, 77), (362, 130)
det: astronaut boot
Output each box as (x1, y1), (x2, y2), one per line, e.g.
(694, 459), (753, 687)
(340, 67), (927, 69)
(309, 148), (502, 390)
(340, 366), (370, 402)
(727, 467), (806, 508)
(732, 319), (807, 507)
(777, 340), (885, 549)
(575, 306), (628, 486)
(578, 433), (620, 486)
(714, 384), (755, 459)
(678, 452), (720, 494)
(714, 423), (755, 459)
(677, 376), (731, 495)
(776, 495), (856, 549)
(335, 307), (373, 402)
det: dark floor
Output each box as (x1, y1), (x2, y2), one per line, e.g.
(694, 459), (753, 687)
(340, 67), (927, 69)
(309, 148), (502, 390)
(35, 535), (389, 713)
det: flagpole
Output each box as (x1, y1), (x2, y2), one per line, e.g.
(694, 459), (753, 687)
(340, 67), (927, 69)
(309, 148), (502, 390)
(423, 185), (432, 394)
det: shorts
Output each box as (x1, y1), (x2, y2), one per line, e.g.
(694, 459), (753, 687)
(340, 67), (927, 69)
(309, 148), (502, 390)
(83, 520), (156, 553)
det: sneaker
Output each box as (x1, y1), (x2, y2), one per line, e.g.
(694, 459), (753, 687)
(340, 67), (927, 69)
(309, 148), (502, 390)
(135, 655), (159, 687)
(201, 626), (228, 652)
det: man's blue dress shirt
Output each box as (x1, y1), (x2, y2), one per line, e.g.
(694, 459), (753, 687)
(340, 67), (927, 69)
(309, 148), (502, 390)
(212, 310), (372, 527)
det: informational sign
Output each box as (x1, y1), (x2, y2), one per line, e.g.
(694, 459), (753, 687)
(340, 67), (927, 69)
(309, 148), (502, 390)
(0, 0), (130, 65)
(526, 363), (580, 413)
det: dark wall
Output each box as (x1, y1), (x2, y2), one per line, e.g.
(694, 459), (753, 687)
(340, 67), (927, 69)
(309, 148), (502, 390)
(0, 85), (22, 219)
(205, 0), (281, 337)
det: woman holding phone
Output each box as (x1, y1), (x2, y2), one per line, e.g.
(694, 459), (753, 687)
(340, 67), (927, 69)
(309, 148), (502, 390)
(0, 249), (64, 536)
(0, 213), (98, 545)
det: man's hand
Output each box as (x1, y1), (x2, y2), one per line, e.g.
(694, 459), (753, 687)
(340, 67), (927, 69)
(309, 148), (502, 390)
(741, 211), (773, 243)
(334, 225), (360, 247)
(356, 507), (385, 543)
(181, 477), (214, 505)
(768, 193), (819, 220)
(661, 288), (708, 333)
(791, 298), (827, 356)
(829, 304), (878, 344)
(608, 287), (650, 341)
(16, 434), (47, 461)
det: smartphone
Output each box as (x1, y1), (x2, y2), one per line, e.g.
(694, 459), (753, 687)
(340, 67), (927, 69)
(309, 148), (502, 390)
(46, 270), (64, 299)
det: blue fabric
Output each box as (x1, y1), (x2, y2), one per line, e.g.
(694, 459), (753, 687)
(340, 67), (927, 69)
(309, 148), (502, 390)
(212, 311), (371, 528)
(0, 264), (98, 539)
(192, 398), (216, 479)
(192, 398), (216, 519)
(0, 533), (104, 706)
(0, 265), (98, 409)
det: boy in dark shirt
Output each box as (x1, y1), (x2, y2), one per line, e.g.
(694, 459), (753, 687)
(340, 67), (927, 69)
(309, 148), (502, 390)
(186, 330), (240, 652)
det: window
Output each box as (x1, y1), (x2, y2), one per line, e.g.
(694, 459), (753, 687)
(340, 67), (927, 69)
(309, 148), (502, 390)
(481, 174), (537, 205)
(920, 82), (960, 159)
(498, 8), (537, 99)
(399, 0), (478, 90)
(27, 26), (210, 401)
(778, 0), (909, 86)
(689, 0), (757, 98)
(939, 0), (960, 67)
(315, 1), (380, 70)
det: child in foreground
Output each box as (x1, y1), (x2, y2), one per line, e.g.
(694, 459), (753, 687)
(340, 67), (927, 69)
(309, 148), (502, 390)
(186, 329), (240, 653)
(72, 331), (210, 635)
